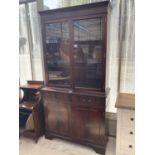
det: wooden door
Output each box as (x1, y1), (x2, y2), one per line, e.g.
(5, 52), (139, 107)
(71, 107), (89, 141)
(71, 106), (105, 145)
(87, 109), (105, 145)
(43, 91), (70, 136)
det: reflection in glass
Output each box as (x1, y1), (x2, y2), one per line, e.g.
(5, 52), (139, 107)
(73, 18), (103, 88)
(45, 22), (71, 86)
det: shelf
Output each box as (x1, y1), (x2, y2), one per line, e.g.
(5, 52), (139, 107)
(49, 76), (70, 81)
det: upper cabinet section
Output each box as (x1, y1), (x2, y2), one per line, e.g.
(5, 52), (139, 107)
(40, 1), (109, 91)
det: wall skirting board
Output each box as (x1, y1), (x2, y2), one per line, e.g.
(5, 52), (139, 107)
(106, 112), (117, 137)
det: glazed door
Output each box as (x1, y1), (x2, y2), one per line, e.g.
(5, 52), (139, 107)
(71, 107), (105, 145)
(45, 22), (72, 87)
(72, 17), (104, 90)
(43, 92), (70, 136)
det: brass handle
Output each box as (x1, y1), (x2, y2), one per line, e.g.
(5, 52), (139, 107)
(130, 131), (133, 135)
(129, 145), (132, 148)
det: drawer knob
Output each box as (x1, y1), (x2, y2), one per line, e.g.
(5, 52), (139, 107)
(130, 117), (134, 121)
(82, 98), (86, 102)
(130, 131), (133, 135)
(129, 145), (132, 148)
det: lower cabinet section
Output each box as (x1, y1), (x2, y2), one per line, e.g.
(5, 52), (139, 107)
(42, 89), (107, 155)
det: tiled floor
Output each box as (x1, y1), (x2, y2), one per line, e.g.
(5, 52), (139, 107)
(19, 136), (116, 155)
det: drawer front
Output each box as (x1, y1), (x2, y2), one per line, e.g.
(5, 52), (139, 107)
(119, 150), (134, 155)
(121, 109), (135, 127)
(120, 126), (135, 153)
(117, 109), (135, 132)
(72, 95), (105, 108)
(116, 109), (135, 155)
(120, 142), (135, 154)
(121, 126), (135, 143)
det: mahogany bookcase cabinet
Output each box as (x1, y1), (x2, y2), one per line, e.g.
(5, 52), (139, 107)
(39, 1), (110, 154)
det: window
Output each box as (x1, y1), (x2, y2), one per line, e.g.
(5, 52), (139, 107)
(19, 1), (43, 85)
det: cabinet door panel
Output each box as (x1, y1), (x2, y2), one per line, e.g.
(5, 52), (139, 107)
(71, 107), (105, 145)
(71, 107), (88, 141)
(88, 109), (105, 144)
(43, 92), (58, 132)
(58, 94), (70, 135)
(43, 92), (70, 136)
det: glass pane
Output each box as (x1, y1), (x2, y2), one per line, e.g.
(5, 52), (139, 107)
(73, 18), (103, 88)
(45, 22), (71, 86)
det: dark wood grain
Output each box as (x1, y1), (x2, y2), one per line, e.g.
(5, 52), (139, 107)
(43, 91), (70, 136)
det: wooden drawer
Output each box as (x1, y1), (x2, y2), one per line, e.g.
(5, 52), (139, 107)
(119, 150), (134, 155)
(117, 132), (135, 155)
(118, 109), (135, 129)
(116, 108), (135, 155)
(121, 109), (135, 125)
(120, 144), (135, 155)
(120, 127), (135, 153)
(72, 95), (105, 108)
(121, 125), (134, 141)
(120, 143), (135, 154)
